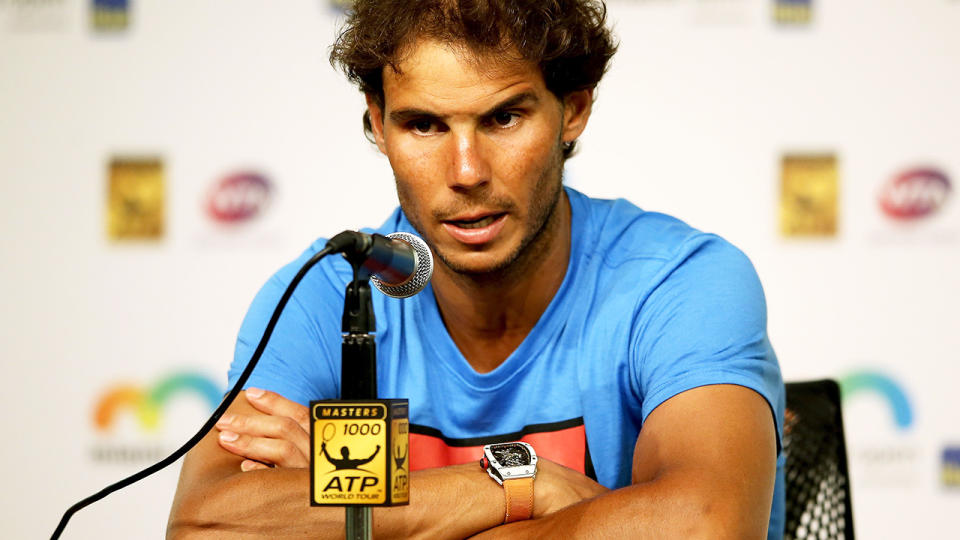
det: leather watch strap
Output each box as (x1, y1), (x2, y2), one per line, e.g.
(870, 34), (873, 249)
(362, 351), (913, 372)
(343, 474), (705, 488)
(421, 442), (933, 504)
(502, 476), (534, 523)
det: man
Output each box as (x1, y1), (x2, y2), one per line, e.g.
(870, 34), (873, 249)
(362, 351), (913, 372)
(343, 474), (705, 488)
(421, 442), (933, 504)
(168, 1), (785, 538)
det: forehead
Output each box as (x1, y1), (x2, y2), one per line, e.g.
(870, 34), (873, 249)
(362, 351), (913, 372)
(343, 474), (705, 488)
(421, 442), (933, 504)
(382, 39), (549, 113)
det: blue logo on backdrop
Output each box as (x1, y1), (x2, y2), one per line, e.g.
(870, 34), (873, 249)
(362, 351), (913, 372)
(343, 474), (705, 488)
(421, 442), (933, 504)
(839, 369), (919, 488)
(839, 370), (913, 430)
(943, 447), (960, 488)
(92, 0), (129, 31)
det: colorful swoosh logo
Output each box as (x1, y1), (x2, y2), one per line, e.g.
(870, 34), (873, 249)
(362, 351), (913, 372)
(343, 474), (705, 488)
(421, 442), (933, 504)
(93, 372), (222, 432)
(839, 370), (913, 430)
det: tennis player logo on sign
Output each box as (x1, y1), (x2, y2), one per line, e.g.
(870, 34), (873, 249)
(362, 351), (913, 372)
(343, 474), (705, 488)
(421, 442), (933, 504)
(310, 399), (409, 506)
(391, 405), (409, 502)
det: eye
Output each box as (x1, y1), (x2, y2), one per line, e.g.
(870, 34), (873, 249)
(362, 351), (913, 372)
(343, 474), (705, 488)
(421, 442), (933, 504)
(491, 111), (519, 128)
(411, 119), (435, 134)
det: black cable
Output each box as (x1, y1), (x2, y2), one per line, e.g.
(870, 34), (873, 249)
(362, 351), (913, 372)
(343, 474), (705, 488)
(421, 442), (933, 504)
(51, 246), (334, 540)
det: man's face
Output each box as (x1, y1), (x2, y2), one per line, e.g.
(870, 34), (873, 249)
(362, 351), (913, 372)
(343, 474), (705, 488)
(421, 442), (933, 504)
(367, 40), (591, 275)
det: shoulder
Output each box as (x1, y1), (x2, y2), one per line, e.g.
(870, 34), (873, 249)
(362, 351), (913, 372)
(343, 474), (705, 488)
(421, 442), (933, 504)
(568, 187), (753, 285)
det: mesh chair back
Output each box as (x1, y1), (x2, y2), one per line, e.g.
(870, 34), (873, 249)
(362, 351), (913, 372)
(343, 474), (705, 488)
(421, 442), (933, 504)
(783, 379), (855, 540)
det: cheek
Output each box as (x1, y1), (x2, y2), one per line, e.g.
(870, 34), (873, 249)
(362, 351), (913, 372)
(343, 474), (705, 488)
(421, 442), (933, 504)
(493, 134), (560, 192)
(388, 145), (443, 222)
(393, 178), (430, 235)
(387, 137), (441, 183)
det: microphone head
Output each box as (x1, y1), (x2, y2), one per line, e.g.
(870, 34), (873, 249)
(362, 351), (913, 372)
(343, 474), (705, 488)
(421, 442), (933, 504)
(370, 232), (434, 298)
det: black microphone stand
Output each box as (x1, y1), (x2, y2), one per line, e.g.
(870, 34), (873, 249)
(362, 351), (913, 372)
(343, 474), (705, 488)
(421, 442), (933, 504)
(340, 249), (378, 540)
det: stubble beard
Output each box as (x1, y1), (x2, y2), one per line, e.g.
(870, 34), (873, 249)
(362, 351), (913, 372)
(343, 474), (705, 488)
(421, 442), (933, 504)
(395, 146), (566, 282)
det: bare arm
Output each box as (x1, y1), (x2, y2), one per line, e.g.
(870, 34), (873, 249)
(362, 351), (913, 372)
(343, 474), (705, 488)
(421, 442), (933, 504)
(472, 384), (778, 540)
(167, 389), (606, 539)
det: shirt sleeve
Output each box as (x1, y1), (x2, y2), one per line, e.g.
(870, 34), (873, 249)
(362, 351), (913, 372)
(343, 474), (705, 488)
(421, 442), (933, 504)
(227, 245), (346, 406)
(631, 235), (784, 450)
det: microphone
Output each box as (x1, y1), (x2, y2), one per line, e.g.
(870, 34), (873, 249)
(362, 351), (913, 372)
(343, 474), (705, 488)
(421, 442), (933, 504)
(325, 230), (434, 298)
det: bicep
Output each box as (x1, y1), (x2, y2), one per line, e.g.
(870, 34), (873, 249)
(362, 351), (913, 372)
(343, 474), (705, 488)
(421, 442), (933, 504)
(632, 384), (777, 536)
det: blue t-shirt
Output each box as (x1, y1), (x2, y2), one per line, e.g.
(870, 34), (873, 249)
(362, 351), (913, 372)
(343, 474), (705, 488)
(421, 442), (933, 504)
(228, 187), (786, 538)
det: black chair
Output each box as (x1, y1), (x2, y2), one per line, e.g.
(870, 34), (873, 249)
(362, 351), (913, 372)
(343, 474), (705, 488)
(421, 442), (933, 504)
(783, 380), (855, 540)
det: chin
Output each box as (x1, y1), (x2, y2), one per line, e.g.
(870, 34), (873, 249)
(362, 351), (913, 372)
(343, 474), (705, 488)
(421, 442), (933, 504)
(435, 248), (517, 276)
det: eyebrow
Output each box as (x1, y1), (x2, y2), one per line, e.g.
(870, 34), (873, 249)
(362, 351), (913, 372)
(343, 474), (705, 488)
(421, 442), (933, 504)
(388, 91), (540, 124)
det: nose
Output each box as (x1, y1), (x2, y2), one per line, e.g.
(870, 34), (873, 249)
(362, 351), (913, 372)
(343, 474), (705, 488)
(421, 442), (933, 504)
(448, 129), (490, 190)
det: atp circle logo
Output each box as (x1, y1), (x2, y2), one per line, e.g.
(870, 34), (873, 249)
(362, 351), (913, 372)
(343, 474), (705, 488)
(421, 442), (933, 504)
(878, 168), (951, 220)
(206, 171), (272, 224)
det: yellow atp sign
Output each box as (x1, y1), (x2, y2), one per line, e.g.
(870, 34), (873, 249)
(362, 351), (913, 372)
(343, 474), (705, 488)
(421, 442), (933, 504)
(310, 399), (409, 506)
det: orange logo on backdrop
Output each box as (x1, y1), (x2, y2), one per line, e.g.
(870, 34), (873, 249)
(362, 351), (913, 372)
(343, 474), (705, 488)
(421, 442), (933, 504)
(93, 372), (222, 432)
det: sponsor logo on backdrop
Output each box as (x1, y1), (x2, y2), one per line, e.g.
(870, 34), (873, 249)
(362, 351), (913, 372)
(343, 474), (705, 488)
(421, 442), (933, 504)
(91, 0), (129, 31)
(840, 370), (913, 430)
(0, 0), (67, 32)
(106, 156), (165, 241)
(773, 0), (812, 25)
(878, 167), (951, 221)
(779, 153), (838, 237)
(90, 371), (222, 463)
(206, 171), (273, 225)
(943, 447), (960, 488)
(839, 369), (919, 487)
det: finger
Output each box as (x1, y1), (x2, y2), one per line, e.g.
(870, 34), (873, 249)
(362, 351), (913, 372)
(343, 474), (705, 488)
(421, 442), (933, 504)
(216, 412), (310, 458)
(218, 430), (309, 469)
(241, 459), (271, 472)
(244, 388), (311, 433)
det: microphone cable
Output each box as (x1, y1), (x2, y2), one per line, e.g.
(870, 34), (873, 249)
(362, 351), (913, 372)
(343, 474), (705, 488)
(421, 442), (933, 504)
(50, 245), (334, 540)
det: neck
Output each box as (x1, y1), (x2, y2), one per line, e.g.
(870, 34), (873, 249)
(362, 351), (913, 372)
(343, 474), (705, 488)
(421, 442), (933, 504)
(430, 191), (572, 374)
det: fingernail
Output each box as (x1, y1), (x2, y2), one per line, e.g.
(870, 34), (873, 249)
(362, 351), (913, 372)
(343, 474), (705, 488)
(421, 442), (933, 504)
(241, 460), (255, 472)
(246, 387), (265, 399)
(219, 430), (238, 442)
(217, 414), (234, 426)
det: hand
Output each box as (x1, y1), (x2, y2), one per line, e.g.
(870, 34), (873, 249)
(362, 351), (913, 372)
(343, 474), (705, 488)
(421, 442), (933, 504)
(215, 388), (311, 472)
(533, 459), (609, 517)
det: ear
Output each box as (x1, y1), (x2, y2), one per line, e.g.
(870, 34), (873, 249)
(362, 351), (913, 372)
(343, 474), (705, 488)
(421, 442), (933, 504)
(560, 89), (593, 144)
(364, 93), (388, 155)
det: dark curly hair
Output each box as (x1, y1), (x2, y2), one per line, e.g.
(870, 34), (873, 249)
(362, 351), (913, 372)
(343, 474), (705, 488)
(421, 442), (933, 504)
(330, 0), (618, 158)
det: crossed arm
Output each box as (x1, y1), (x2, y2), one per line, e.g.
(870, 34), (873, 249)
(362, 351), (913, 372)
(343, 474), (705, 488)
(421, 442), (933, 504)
(167, 384), (776, 539)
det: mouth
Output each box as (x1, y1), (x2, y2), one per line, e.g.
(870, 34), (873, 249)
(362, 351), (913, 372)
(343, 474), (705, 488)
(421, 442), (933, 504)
(440, 213), (508, 245)
(445, 214), (505, 229)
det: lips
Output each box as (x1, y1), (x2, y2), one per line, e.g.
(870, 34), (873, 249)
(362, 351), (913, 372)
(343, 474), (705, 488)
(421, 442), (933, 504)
(441, 213), (507, 245)
(448, 214), (502, 229)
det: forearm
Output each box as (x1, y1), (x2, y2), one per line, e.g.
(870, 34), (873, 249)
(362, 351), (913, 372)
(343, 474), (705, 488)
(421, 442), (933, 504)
(480, 385), (780, 540)
(473, 467), (771, 540)
(168, 391), (511, 539)
(169, 462), (505, 540)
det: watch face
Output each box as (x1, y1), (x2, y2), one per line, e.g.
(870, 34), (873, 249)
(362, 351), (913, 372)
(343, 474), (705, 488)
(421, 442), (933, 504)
(491, 443), (531, 467)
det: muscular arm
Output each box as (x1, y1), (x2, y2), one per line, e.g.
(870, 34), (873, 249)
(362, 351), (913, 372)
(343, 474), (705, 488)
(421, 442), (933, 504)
(167, 390), (604, 539)
(357, 445), (381, 466)
(472, 384), (778, 540)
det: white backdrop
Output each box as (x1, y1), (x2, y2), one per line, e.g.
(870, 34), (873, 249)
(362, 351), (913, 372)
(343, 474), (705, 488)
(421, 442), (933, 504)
(1, 0), (958, 538)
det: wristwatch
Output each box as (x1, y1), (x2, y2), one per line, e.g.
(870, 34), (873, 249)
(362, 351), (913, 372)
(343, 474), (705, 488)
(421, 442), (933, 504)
(480, 441), (538, 523)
